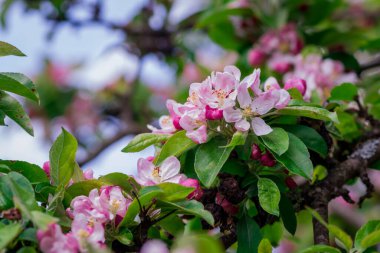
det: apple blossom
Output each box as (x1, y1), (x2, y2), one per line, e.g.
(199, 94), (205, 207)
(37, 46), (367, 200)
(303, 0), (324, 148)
(135, 156), (185, 186)
(37, 224), (79, 253)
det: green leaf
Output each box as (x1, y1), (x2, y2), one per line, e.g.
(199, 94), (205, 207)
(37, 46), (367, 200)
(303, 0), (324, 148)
(299, 245), (341, 253)
(195, 137), (233, 188)
(157, 213), (185, 236)
(119, 185), (163, 227)
(261, 222), (283, 246)
(312, 165), (328, 184)
(360, 230), (380, 250)
(17, 247), (37, 253)
(0, 73), (39, 102)
(0, 41), (25, 57)
(158, 183), (195, 202)
(355, 220), (380, 249)
(30, 211), (59, 230)
(329, 83), (358, 102)
(115, 227), (133, 245)
(257, 178), (280, 216)
(260, 128), (289, 156)
(49, 128), (78, 187)
(157, 200), (214, 226)
(224, 131), (247, 148)
(154, 130), (196, 165)
(0, 222), (22, 249)
(279, 194), (297, 235)
(245, 199), (258, 217)
(122, 133), (170, 153)
(281, 125), (328, 158)
(99, 172), (139, 194)
(18, 228), (37, 243)
(273, 133), (313, 179)
(0, 91), (34, 135)
(0, 160), (48, 184)
(327, 224), (353, 251)
(276, 106), (339, 123)
(0, 110), (5, 125)
(237, 211), (262, 253)
(197, 7), (253, 28)
(173, 234), (224, 253)
(258, 238), (272, 253)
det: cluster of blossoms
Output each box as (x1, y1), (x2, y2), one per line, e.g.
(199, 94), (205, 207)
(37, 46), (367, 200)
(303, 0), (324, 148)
(38, 186), (130, 253)
(149, 66), (297, 144)
(247, 24), (358, 99)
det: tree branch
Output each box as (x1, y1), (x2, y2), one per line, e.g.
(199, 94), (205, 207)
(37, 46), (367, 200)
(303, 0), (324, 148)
(359, 58), (380, 75)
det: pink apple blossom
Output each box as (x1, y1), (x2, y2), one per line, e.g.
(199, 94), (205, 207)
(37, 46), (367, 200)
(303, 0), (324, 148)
(135, 156), (185, 186)
(71, 214), (105, 251)
(248, 48), (266, 66)
(284, 77), (307, 96)
(42, 161), (50, 177)
(83, 168), (94, 180)
(98, 186), (129, 219)
(180, 178), (203, 200)
(179, 106), (208, 144)
(37, 223), (79, 253)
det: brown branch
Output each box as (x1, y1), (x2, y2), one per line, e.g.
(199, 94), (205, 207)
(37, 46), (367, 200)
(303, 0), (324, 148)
(78, 124), (146, 167)
(359, 58), (380, 75)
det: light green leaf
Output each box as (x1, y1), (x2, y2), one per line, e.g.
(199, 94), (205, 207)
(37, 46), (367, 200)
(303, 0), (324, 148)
(354, 220), (380, 249)
(154, 130), (196, 165)
(299, 245), (341, 253)
(0, 223), (22, 249)
(197, 7), (253, 28)
(261, 222), (283, 246)
(65, 180), (105, 204)
(158, 182), (195, 202)
(30, 211), (59, 230)
(328, 224), (353, 251)
(0, 41), (25, 57)
(277, 106), (339, 123)
(257, 178), (280, 216)
(122, 133), (170, 153)
(260, 128), (289, 156)
(99, 172), (139, 194)
(273, 133), (313, 179)
(195, 137), (233, 188)
(312, 165), (328, 184)
(329, 83), (358, 102)
(49, 128), (78, 187)
(0, 73), (39, 102)
(173, 234), (224, 253)
(258, 238), (272, 253)
(360, 229), (380, 250)
(224, 131), (247, 148)
(157, 200), (214, 226)
(0, 91), (34, 135)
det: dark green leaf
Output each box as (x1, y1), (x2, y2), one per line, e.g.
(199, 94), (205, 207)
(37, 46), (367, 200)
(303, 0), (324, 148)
(0, 73), (39, 102)
(260, 128), (289, 156)
(122, 133), (170, 153)
(64, 180), (105, 205)
(0, 91), (34, 135)
(299, 245), (341, 253)
(195, 137), (233, 187)
(154, 130), (196, 165)
(279, 194), (297, 235)
(273, 133), (313, 179)
(49, 128), (78, 187)
(0, 160), (48, 184)
(237, 212), (262, 253)
(99, 172), (139, 194)
(329, 83), (358, 102)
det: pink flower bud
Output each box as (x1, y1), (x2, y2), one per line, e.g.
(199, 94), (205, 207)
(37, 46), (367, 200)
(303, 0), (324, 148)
(272, 61), (292, 73)
(260, 152), (276, 167)
(42, 161), (50, 177)
(181, 178), (203, 200)
(285, 177), (297, 190)
(250, 144), (262, 160)
(284, 78), (307, 96)
(205, 105), (223, 120)
(172, 116), (183, 130)
(216, 193), (238, 215)
(146, 156), (155, 162)
(247, 48), (266, 66)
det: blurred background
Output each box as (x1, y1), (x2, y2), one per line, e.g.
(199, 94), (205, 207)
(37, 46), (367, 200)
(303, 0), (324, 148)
(1, 0), (380, 251)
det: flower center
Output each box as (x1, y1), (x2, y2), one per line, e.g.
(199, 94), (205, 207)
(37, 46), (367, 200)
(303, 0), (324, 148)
(77, 229), (90, 238)
(242, 107), (253, 118)
(110, 199), (121, 214)
(213, 89), (228, 105)
(152, 167), (161, 180)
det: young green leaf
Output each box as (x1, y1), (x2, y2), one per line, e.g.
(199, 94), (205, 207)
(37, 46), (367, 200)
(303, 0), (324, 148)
(276, 106), (339, 123)
(195, 137), (233, 188)
(299, 245), (341, 253)
(157, 200), (214, 226)
(154, 130), (197, 165)
(237, 212), (262, 253)
(329, 83), (358, 102)
(0, 73), (39, 103)
(157, 182), (195, 202)
(354, 220), (380, 249)
(0, 91), (34, 135)
(99, 172), (139, 193)
(30, 211), (59, 230)
(49, 128), (78, 187)
(0, 223), (22, 249)
(260, 128), (289, 156)
(261, 222), (283, 246)
(360, 230), (380, 250)
(0, 41), (25, 57)
(258, 238), (272, 253)
(122, 133), (170, 153)
(257, 178), (281, 216)
(328, 224), (353, 251)
(224, 131), (247, 148)
(273, 133), (313, 179)
(312, 165), (328, 184)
